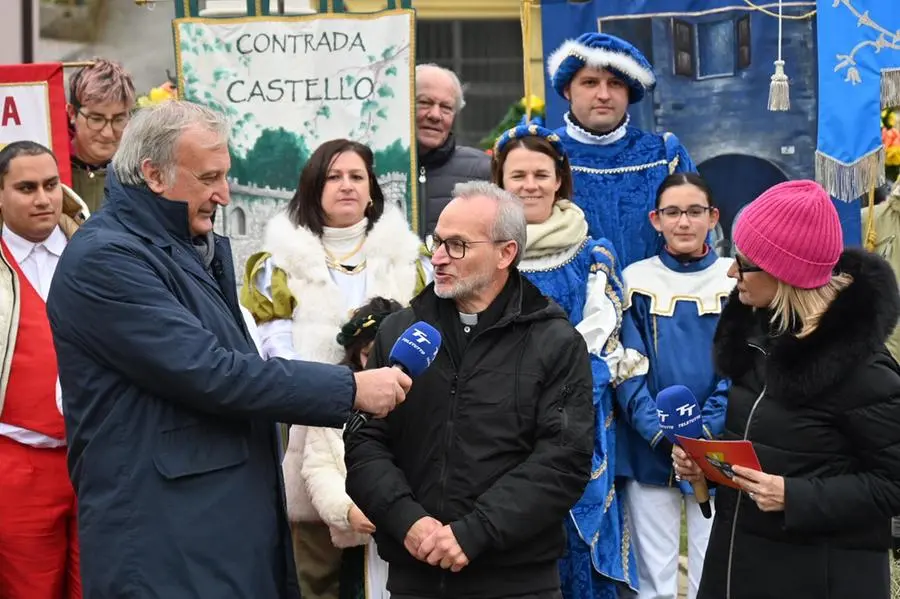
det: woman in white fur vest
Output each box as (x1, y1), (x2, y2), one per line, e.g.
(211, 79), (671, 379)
(241, 139), (431, 599)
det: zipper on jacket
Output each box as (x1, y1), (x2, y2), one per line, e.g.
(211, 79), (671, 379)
(437, 372), (459, 518)
(558, 384), (572, 444)
(418, 166), (427, 184)
(725, 342), (768, 599)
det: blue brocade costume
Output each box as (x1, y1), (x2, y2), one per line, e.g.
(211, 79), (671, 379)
(616, 249), (735, 489)
(520, 237), (639, 599)
(557, 117), (697, 268)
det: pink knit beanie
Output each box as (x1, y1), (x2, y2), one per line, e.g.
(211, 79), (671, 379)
(732, 180), (843, 289)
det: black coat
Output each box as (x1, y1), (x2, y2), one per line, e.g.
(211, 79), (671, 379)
(345, 275), (593, 599)
(419, 139), (492, 236)
(47, 170), (355, 598)
(698, 249), (900, 599)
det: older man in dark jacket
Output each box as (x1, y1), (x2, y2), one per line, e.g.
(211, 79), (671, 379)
(415, 64), (491, 235)
(346, 181), (593, 599)
(46, 100), (409, 599)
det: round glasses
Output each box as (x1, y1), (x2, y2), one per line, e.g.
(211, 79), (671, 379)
(78, 109), (130, 132)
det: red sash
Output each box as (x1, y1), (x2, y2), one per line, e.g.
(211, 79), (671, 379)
(0, 238), (64, 439)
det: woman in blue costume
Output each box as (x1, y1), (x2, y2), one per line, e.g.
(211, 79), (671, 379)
(491, 124), (639, 599)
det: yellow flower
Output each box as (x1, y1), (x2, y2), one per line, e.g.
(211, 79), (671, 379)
(887, 145), (900, 167)
(148, 86), (175, 103)
(519, 94), (545, 113)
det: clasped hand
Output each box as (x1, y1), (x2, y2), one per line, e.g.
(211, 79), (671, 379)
(404, 516), (470, 573)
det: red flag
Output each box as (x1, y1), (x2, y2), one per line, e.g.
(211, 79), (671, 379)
(0, 62), (72, 186)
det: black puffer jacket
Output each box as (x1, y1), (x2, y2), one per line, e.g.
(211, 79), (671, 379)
(699, 249), (900, 599)
(418, 135), (491, 236)
(345, 275), (593, 599)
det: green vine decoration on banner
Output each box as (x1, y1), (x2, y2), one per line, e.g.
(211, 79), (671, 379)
(832, 0), (900, 85)
(179, 22), (259, 149)
(301, 43), (409, 145)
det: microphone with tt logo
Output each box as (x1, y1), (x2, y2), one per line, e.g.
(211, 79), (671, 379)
(345, 321), (442, 435)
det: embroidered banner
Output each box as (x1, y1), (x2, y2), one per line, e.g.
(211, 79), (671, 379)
(0, 62), (72, 185)
(173, 10), (416, 275)
(816, 0), (900, 201)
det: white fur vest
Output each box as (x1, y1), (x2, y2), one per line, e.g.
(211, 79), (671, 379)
(264, 206), (422, 523)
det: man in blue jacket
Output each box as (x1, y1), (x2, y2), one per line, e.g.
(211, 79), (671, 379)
(46, 100), (410, 599)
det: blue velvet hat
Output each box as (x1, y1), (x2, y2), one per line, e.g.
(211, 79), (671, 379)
(493, 123), (567, 162)
(547, 33), (656, 104)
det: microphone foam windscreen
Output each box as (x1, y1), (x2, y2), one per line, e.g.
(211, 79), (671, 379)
(388, 321), (442, 377)
(656, 384), (704, 444)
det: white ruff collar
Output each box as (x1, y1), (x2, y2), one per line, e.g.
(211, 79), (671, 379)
(564, 112), (630, 146)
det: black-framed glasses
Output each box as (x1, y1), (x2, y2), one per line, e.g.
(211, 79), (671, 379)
(426, 235), (507, 259)
(735, 254), (763, 280)
(77, 109), (130, 132)
(656, 205), (712, 220)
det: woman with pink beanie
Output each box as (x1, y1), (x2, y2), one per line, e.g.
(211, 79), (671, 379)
(673, 180), (900, 598)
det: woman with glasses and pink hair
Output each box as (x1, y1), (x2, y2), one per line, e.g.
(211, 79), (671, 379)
(66, 58), (135, 215)
(674, 180), (900, 599)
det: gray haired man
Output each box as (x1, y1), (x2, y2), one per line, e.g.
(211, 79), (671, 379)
(415, 64), (491, 235)
(346, 181), (594, 599)
(46, 100), (410, 599)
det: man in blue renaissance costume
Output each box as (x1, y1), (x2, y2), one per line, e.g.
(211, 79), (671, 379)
(547, 32), (697, 267)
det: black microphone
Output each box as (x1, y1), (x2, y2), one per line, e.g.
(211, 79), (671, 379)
(657, 385), (713, 519)
(345, 321), (442, 435)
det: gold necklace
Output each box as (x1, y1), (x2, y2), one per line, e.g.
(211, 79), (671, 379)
(324, 236), (366, 264)
(326, 259), (367, 275)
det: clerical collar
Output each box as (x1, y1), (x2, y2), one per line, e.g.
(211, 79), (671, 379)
(458, 312), (478, 334)
(564, 112), (630, 146)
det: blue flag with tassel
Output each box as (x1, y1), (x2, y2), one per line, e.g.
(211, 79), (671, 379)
(816, 0), (900, 202)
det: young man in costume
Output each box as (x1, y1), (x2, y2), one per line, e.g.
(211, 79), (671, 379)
(0, 141), (86, 598)
(547, 32), (697, 267)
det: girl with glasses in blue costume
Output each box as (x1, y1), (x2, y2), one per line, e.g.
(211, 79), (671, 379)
(491, 124), (636, 599)
(615, 173), (734, 599)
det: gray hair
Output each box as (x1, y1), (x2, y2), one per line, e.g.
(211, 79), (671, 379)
(112, 100), (230, 186)
(451, 180), (526, 268)
(416, 63), (466, 112)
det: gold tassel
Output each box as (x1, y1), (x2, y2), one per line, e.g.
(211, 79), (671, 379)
(864, 159), (883, 252)
(864, 184), (877, 252)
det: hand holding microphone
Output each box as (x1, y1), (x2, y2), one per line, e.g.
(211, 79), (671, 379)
(352, 368), (411, 418)
(656, 385), (713, 519)
(348, 322), (442, 434)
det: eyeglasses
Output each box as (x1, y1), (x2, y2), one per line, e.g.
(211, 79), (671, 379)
(426, 235), (507, 259)
(78, 109), (130, 132)
(656, 205), (712, 220)
(735, 254), (763, 280)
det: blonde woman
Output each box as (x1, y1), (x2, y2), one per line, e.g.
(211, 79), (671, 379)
(242, 139), (429, 599)
(673, 180), (900, 599)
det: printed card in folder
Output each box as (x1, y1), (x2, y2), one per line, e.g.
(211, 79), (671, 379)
(675, 436), (763, 490)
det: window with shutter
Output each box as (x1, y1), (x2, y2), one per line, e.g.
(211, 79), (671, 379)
(672, 19), (695, 78)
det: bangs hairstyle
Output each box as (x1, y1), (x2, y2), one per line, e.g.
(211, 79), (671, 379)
(769, 273), (854, 338)
(655, 172), (716, 209)
(491, 135), (573, 203)
(69, 58), (136, 109)
(287, 139), (384, 236)
(0, 141), (56, 188)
